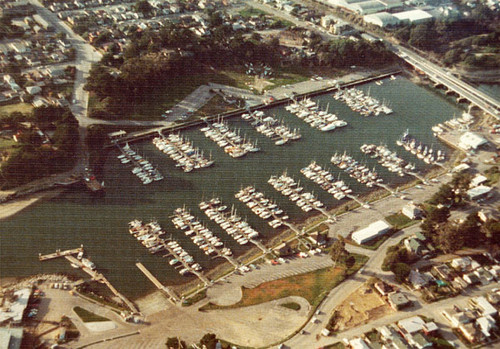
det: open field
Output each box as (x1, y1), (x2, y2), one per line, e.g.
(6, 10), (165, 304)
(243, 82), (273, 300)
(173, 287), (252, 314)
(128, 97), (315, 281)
(0, 103), (34, 117)
(328, 283), (392, 332)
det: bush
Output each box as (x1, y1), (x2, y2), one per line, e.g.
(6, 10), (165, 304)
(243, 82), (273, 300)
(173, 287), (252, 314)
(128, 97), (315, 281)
(390, 263), (411, 283)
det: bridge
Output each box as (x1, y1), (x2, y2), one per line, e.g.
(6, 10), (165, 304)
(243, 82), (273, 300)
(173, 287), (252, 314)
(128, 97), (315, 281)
(394, 46), (500, 119)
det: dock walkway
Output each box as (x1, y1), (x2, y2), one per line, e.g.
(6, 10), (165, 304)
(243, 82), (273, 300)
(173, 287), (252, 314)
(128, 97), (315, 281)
(39, 247), (83, 261)
(136, 262), (180, 304)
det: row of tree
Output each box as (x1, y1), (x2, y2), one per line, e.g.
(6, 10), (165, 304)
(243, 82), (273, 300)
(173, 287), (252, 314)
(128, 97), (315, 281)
(0, 106), (79, 189)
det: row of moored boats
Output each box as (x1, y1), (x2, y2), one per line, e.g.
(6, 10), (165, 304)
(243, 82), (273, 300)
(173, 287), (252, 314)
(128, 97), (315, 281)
(201, 120), (259, 158)
(397, 130), (446, 165)
(153, 133), (214, 173)
(285, 98), (348, 132)
(268, 173), (324, 212)
(200, 198), (259, 245)
(128, 219), (201, 275)
(360, 144), (414, 177)
(330, 152), (382, 188)
(235, 186), (289, 229)
(118, 144), (163, 184)
(332, 87), (393, 117)
(241, 110), (302, 146)
(172, 207), (233, 257)
(300, 161), (352, 200)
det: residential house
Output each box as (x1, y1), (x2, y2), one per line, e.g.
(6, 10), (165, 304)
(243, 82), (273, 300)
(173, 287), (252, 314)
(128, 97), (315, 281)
(486, 291), (500, 305)
(407, 333), (432, 349)
(374, 281), (393, 296)
(388, 292), (412, 310)
(463, 272), (481, 285)
(476, 315), (496, 338)
(442, 307), (477, 327)
(409, 270), (431, 290)
(470, 296), (497, 317)
(404, 238), (427, 256)
(452, 276), (469, 290)
(432, 264), (453, 281)
(422, 322), (439, 336)
(458, 322), (483, 343)
(451, 256), (473, 271)
(474, 268), (494, 285)
(349, 337), (371, 349)
(397, 316), (425, 337)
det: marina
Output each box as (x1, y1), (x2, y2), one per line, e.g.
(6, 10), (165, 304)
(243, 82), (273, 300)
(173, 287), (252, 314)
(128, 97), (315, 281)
(201, 119), (259, 158)
(2, 76), (465, 298)
(397, 130), (447, 165)
(301, 161), (352, 201)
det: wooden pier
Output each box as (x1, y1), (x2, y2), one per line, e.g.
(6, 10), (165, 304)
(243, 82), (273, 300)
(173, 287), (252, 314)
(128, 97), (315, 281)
(64, 255), (140, 314)
(346, 194), (371, 209)
(136, 262), (180, 304)
(39, 246), (83, 261)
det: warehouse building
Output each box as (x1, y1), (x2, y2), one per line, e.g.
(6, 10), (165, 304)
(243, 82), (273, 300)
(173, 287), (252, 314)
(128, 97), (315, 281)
(352, 220), (391, 244)
(364, 12), (400, 27)
(393, 9), (434, 24)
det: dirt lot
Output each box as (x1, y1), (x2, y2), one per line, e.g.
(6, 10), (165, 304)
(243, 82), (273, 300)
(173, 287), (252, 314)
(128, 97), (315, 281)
(330, 284), (392, 332)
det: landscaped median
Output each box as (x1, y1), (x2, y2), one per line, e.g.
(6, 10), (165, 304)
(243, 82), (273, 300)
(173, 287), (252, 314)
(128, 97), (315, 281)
(199, 253), (368, 311)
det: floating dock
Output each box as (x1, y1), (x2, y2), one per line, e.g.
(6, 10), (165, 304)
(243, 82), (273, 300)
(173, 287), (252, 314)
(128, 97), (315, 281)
(39, 247), (84, 261)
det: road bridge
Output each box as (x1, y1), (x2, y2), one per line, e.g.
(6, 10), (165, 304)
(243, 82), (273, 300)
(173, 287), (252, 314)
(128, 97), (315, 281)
(394, 47), (500, 119)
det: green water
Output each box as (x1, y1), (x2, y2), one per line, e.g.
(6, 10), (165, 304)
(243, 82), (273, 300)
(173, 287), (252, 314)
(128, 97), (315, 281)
(0, 77), (465, 299)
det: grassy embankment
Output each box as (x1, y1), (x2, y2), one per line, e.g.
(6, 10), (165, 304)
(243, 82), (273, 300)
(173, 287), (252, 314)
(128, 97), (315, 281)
(200, 253), (368, 311)
(73, 306), (110, 322)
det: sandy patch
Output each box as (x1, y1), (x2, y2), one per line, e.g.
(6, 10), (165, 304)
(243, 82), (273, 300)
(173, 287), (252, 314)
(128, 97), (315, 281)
(0, 189), (63, 221)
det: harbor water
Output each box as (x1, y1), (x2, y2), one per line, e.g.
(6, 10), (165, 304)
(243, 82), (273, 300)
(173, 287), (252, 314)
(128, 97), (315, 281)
(0, 76), (466, 299)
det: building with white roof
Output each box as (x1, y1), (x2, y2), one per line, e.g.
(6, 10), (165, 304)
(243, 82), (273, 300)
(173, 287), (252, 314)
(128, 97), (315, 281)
(0, 288), (31, 325)
(459, 132), (488, 150)
(351, 220), (391, 244)
(470, 174), (487, 188)
(398, 316), (425, 335)
(470, 296), (497, 317)
(393, 9), (433, 24)
(0, 327), (23, 349)
(364, 12), (399, 27)
(350, 0), (387, 14)
(349, 337), (371, 349)
(467, 185), (492, 200)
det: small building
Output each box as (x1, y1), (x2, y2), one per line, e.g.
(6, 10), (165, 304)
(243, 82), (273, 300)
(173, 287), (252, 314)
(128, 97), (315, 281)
(459, 132), (488, 150)
(463, 272), (481, 285)
(349, 337), (371, 349)
(350, 0), (387, 15)
(398, 316), (425, 336)
(388, 292), (412, 310)
(467, 185), (492, 201)
(363, 12), (399, 27)
(407, 333), (432, 349)
(32, 14), (54, 31)
(476, 315), (496, 338)
(374, 281), (393, 296)
(26, 86), (42, 95)
(404, 238), (427, 256)
(442, 307), (477, 327)
(409, 270), (432, 290)
(458, 322), (482, 343)
(351, 220), (391, 245)
(422, 322), (439, 335)
(402, 202), (423, 220)
(470, 296), (497, 317)
(432, 264), (453, 281)
(392, 9), (433, 24)
(452, 276), (469, 290)
(470, 174), (488, 188)
(0, 327), (23, 349)
(451, 256), (472, 271)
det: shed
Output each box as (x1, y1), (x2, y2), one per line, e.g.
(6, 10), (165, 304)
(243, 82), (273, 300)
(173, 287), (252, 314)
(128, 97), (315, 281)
(402, 202), (423, 220)
(351, 220), (390, 245)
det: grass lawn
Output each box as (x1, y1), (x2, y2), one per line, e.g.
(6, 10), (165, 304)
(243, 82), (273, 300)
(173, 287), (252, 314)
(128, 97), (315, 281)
(385, 213), (418, 229)
(0, 103), (34, 117)
(200, 253), (367, 311)
(73, 306), (110, 323)
(239, 7), (270, 18)
(0, 138), (17, 151)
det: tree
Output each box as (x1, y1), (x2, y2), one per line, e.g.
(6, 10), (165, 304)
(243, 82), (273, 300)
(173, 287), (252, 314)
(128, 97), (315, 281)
(199, 333), (217, 349)
(165, 337), (186, 349)
(134, 0), (153, 17)
(390, 263), (411, 283)
(435, 223), (464, 253)
(330, 238), (347, 265)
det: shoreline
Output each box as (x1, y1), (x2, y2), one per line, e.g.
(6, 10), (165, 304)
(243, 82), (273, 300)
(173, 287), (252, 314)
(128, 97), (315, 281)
(0, 188), (65, 221)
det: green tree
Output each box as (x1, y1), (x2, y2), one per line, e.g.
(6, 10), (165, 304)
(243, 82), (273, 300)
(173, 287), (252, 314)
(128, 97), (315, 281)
(165, 337), (186, 349)
(390, 263), (411, 283)
(330, 238), (347, 265)
(134, 0), (153, 17)
(199, 333), (217, 349)
(435, 223), (464, 253)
